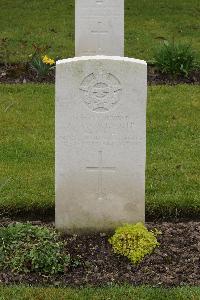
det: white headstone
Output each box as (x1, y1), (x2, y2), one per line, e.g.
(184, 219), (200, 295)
(75, 0), (124, 56)
(56, 56), (147, 233)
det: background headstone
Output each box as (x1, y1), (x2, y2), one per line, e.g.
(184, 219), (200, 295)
(56, 56), (147, 233)
(75, 0), (124, 56)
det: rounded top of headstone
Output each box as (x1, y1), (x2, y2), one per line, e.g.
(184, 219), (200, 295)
(56, 56), (147, 66)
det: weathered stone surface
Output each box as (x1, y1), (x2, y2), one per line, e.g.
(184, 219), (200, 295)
(55, 56), (147, 232)
(75, 0), (124, 56)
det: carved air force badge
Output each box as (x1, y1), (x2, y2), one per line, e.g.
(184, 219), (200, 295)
(80, 70), (122, 112)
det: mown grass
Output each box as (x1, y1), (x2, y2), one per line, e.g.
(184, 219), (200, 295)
(0, 0), (200, 63)
(1, 286), (200, 300)
(146, 85), (200, 219)
(0, 84), (54, 212)
(0, 84), (199, 218)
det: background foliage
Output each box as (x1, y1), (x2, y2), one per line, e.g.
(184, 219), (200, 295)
(0, 0), (200, 63)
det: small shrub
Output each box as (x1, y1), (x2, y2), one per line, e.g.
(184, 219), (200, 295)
(154, 40), (197, 78)
(109, 223), (161, 265)
(0, 223), (72, 274)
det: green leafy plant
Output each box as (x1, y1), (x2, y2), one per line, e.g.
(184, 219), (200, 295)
(29, 53), (55, 78)
(154, 40), (197, 78)
(109, 223), (161, 265)
(0, 223), (73, 274)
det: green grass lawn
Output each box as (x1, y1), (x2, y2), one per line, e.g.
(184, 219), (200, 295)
(0, 0), (200, 63)
(1, 286), (200, 300)
(146, 85), (200, 219)
(0, 84), (54, 212)
(0, 84), (199, 218)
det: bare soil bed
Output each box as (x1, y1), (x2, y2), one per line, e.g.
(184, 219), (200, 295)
(0, 63), (200, 85)
(1, 219), (200, 287)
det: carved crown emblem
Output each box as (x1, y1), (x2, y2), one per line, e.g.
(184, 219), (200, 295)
(79, 70), (122, 112)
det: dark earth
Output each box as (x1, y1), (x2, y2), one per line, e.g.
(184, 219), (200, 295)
(0, 218), (200, 287)
(0, 63), (200, 85)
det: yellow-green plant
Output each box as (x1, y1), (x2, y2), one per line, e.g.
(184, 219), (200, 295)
(109, 223), (161, 265)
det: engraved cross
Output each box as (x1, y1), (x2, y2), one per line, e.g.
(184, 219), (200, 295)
(86, 151), (116, 200)
(90, 21), (108, 52)
(91, 21), (108, 34)
(96, 0), (104, 4)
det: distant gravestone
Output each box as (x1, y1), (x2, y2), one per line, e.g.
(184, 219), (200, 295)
(75, 0), (124, 56)
(55, 56), (147, 232)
